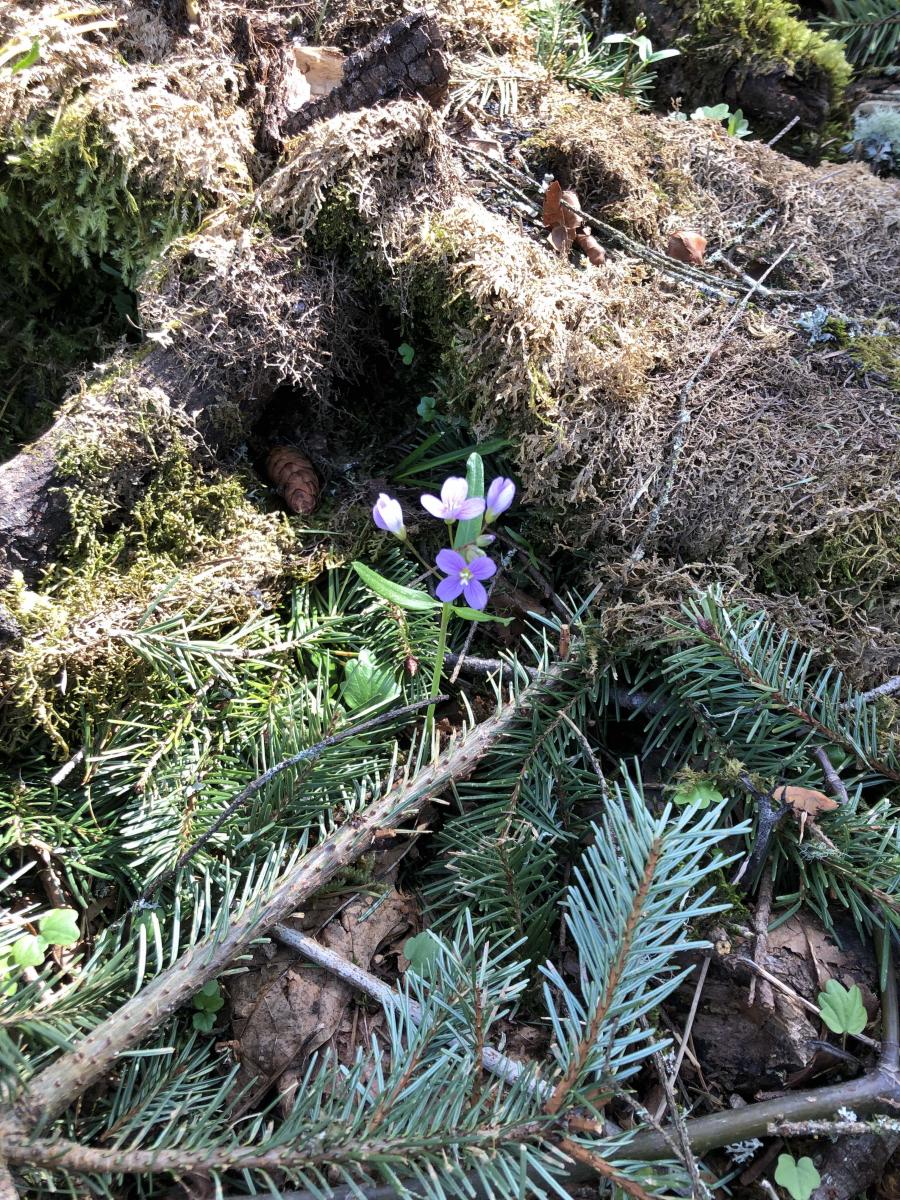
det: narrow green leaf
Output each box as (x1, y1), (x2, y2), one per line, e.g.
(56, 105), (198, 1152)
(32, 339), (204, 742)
(352, 562), (439, 612)
(454, 452), (485, 550)
(449, 606), (512, 625)
(10, 38), (40, 74)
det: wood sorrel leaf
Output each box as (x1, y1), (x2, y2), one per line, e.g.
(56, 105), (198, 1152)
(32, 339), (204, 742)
(39, 908), (80, 947)
(774, 1154), (820, 1200)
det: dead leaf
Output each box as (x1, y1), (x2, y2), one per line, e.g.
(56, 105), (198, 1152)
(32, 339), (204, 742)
(575, 230), (605, 266)
(549, 224), (569, 255)
(229, 892), (410, 1110)
(542, 180), (579, 253)
(774, 785), (839, 817)
(666, 230), (707, 266)
(291, 44), (345, 98)
(774, 785), (839, 843)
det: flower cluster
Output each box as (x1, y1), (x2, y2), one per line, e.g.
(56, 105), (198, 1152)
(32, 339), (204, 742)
(371, 473), (516, 610)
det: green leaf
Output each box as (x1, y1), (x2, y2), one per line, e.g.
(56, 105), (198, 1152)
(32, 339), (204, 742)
(39, 908), (80, 947)
(449, 606), (512, 625)
(398, 342), (415, 365)
(394, 438), (509, 481)
(775, 1154), (821, 1200)
(403, 932), (439, 973)
(454, 452), (485, 551)
(417, 395), (437, 422)
(192, 1010), (216, 1032)
(198, 979), (220, 998)
(11, 934), (46, 968)
(817, 979), (867, 1035)
(10, 38), (40, 74)
(352, 562), (439, 612)
(343, 647), (401, 710)
(672, 782), (724, 810)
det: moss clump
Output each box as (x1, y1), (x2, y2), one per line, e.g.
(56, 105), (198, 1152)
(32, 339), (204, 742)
(693, 0), (852, 99)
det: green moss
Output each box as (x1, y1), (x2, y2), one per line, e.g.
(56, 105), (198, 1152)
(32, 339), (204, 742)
(692, 0), (852, 101)
(845, 334), (900, 388)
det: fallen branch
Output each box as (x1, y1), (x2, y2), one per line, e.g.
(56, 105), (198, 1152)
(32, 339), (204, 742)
(273, 924), (550, 1098)
(138, 693), (447, 903)
(1, 666), (563, 1137)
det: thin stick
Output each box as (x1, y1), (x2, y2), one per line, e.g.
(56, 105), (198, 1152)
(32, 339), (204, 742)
(273, 924), (550, 1098)
(139, 694), (446, 903)
(630, 244), (793, 563)
(650, 1050), (712, 1200)
(843, 675), (900, 709)
(749, 871), (775, 1010)
(812, 746), (849, 806)
(662, 953), (711, 1105)
(766, 115), (800, 148)
(4, 668), (561, 1134)
(560, 711), (608, 802)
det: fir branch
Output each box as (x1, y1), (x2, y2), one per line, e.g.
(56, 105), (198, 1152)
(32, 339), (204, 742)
(1, 665), (565, 1134)
(138, 693), (446, 903)
(544, 839), (660, 1114)
(556, 1136), (656, 1200)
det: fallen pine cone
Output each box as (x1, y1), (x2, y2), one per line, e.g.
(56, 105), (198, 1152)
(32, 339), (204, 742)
(667, 230), (707, 266)
(266, 446), (320, 515)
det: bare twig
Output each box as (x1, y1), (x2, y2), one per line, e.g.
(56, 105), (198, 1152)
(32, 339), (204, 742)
(3, 669), (562, 1135)
(274, 924), (551, 1097)
(630, 244), (794, 563)
(139, 694), (446, 904)
(560, 710), (608, 802)
(812, 745), (849, 806)
(749, 871), (775, 1010)
(770, 1118), (900, 1137)
(766, 115), (800, 148)
(650, 1050), (712, 1200)
(843, 675), (900, 708)
(662, 953), (711, 1103)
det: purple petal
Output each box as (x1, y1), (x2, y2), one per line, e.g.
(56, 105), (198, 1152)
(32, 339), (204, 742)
(372, 504), (389, 530)
(436, 548), (467, 575)
(456, 497), (486, 519)
(421, 494), (446, 518)
(440, 477), (469, 510)
(462, 579), (488, 610)
(436, 576), (464, 603)
(467, 555), (496, 580)
(485, 477), (515, 519)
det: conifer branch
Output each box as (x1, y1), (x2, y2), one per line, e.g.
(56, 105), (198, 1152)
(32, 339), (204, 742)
(544, 840), (661, 1115)
(2, 666), (564, 1138)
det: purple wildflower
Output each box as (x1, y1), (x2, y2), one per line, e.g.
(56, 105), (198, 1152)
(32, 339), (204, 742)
(435, 548), (496, 610)
(372, 493), (405, 538)
(421, 477), (486, 522)
(484, 477), (515, 523)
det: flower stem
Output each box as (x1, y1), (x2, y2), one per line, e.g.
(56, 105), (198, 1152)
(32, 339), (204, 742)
(426, 602), (452, 738)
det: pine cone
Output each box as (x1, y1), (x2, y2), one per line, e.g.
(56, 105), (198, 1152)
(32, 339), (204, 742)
(266, 446), (320, 515)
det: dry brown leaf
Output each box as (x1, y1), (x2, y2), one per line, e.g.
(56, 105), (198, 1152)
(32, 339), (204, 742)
(291, 44), (345, 98)
(575, 231), (606, 266)
(666, 230), (707, 266)
(549, 224), (569, 255)
(229, 893), (410, 1108)
(774, 785), (840, 817)
(266, 445), (320, 515)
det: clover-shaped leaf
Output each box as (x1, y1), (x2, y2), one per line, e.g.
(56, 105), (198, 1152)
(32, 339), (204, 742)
(774, 1154), (820, 1200)
(398, 343), (415, 366)
(672, 782), (723, 810)
(192, 1010), (216, 1032)
(817, 979), (867, 1035)
(12, 934), (46, 969)
(39, 908), (80, 947)
(193, 979), (225, 1014)
(403, 932), (438, 974)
